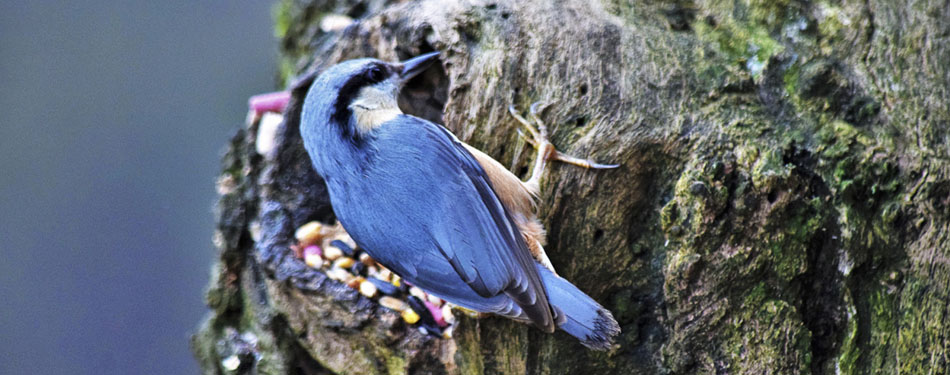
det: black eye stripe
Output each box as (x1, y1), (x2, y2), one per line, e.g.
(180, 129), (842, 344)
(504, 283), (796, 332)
(367, 66), (384, 82)
(330, 62), (393, 130)
(364, 63), (394, 84)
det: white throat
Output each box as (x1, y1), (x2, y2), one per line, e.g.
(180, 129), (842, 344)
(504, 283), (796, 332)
(349, 83), (402, 133)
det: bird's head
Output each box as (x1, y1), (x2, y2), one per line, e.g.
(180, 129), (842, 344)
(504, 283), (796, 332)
(302, 52), (440, 140)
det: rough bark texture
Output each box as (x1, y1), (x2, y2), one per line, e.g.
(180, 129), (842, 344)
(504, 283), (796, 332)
(192, 0), (950, 374)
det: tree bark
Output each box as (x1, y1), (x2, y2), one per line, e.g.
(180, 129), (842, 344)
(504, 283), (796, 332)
(192, 0), (950, 374)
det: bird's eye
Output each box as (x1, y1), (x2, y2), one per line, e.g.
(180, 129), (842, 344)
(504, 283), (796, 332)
(367, 66), (385, 82)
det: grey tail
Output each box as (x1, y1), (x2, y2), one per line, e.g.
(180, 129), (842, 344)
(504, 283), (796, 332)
(537, 265), (620, 350)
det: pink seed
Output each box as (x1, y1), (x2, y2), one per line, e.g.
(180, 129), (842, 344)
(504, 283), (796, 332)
(303, 245), (322, 258)
(248, 91), (291, 115)
(425, 301), (447, 327)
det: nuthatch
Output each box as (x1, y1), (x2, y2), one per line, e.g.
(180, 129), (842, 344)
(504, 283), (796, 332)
(260, 52), (620, 349)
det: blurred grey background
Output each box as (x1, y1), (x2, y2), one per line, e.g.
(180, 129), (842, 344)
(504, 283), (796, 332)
(0, 1), (277, 373)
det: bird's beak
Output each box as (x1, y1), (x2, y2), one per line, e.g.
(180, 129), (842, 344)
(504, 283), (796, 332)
(398, 52), (440, 83)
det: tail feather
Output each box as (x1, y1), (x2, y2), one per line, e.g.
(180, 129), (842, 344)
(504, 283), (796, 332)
(537, 265), (620, 350)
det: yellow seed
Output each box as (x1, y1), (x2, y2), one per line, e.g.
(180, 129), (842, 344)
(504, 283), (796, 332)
(379, 296), (407, 312)
(323, 246), (343, 261)
(326, 268), (353, 282)
(401, 309), (420, 324)
(409, 287), (426, 300)
(304, 254), (324, 268)
(391, 275), (401, 287)
(359, 252), (375, 266)
(347, 276), (365, 289)
(333, 257), (355, 269)
(442, 325), (454, 339)
(359, 280), (378, 298)
(294, 222), (323, 245)
(442, 304), (456, 325)
(377, 268), (392, 282)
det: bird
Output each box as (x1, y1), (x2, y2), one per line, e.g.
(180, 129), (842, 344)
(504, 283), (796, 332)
(269, 52), (620, 349)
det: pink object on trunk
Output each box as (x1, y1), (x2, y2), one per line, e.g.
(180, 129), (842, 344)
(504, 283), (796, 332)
(303, 245), (322, 258)
(248, 91), (291, 115)
(425, 301), (447, 327)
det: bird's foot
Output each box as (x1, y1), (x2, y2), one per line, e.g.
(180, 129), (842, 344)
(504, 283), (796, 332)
(507, 102), (619, 187)
(508, 102), (619, 170)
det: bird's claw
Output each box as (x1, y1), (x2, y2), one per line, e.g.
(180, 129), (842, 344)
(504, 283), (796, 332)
(508, 101), (619, 170)
(528, 101), (552, 139)
(552, 150), (620, 169)
(508, 105), (541, 141)
(515, 128), (539, 148)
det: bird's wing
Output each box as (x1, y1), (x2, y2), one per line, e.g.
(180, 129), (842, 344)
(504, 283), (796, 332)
(461, 143), (538, 217)
(339, 114), (555, 332)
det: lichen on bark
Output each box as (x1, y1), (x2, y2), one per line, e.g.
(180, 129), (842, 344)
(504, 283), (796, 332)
(193, 0), (950, 374)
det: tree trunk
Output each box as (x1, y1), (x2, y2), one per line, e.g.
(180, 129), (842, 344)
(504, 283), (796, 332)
(191, 0), (950, 374)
